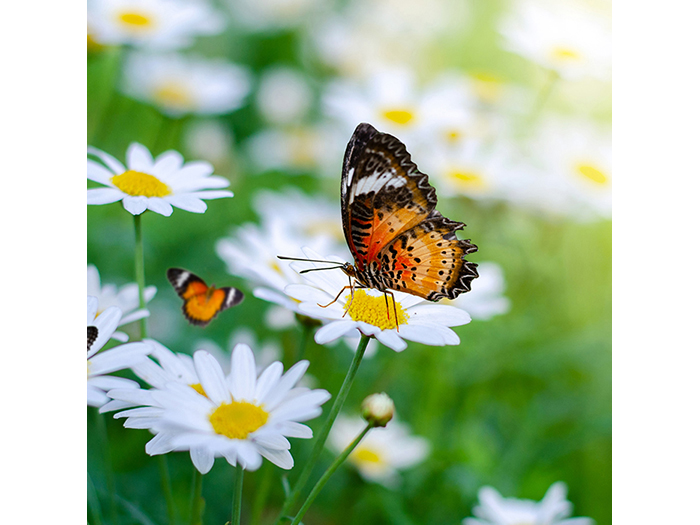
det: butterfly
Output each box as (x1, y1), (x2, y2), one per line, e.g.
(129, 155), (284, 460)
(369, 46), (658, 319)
(282, 122), (478, 319)
(167, 268), (244, 327)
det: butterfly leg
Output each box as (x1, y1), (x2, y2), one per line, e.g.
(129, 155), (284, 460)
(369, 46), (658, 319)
(318, 284), (354, 309)
(384, 290), (400, 332)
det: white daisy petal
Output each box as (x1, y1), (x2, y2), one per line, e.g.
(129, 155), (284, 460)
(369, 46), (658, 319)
(262, 360), (310, 410)
(258, 448), (294, 470)
(374, 330), (408, 352)
(190, 447), (215, 474)
(87, 187), (124, 205)
(314, 320), (358, 345)
(230, 344), (257, 400)
(254, 361), (284, 404)
(87, 159), (117, 184)
(194, 350), (230, 404)
(88, 146), (125, 174)
(165, 194), (208, 213)
(122, 195), (149, 215)
(126, 142), (155, 171)
(146, 197), (174, 216)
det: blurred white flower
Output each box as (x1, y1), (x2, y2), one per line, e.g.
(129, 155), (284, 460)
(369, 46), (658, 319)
(441, 262), (510, 320)
(323, 68), (472, 144)
(245, 124), (342, 176)
(88, 264), (157, 342)
(328, 414), (429, 487)
(312, 0), (469, 76)
(122, 52), (251, 117)
(87, 0), (225, 50)
(507, 118), (611, 220)
(284, 248), (472, 352)
(227, 0), (326, 31)
(256, 66), (314, 125)
(87, 297), (151, 408)
(109, 345), (331, 473)
(499, 0), (611, 81)
(87, 142), (233, 216)
(183, 120), (234, 166)
(463, 481), (593, 525)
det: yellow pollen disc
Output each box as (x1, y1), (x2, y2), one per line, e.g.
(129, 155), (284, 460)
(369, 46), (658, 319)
(551, 46), (580, 62)
(472, 72), (503, 103)
(352, 446), (383, 465)
(118, 12), (153, 29)
(445, 129), (462, 143)
(153, 83), (194, 109)
(111, 170), (171, 197)
(189, 383), (207, 397)
(450, 170), (486, 188)
(576, 163), (609, 185)
(344, 289), (409, 331)
(382, 108), (415, 126)
(209, 400), (269, 440)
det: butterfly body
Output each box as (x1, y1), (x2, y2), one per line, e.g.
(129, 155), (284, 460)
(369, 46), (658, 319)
(167, 268), (244, 326)
(339, 123), (478, 301)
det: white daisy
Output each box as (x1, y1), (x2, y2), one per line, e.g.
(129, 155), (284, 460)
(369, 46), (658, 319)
(110, 345), (331, 473)
(87, 0), (225, 50)
(87, 297), (151, 408)
(323, 68), (472, 145)
(327, 414), (429, 487)
(441, 262), (510, 321)
(87, 264), (157, 342)
(122, 52), (251, 117)
(463, 481), (593, 525)
(87, 142), (233, 216)
(284, 248), (472, 352)
(498, 0), (611, 81)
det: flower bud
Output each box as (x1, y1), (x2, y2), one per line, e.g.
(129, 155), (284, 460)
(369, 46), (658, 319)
(361, 393), (395, 428)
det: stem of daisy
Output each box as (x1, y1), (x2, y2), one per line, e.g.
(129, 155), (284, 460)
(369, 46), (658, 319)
(250, 463), (273, 525)
(232, 464), (244, 525)
(133, 213), (148, 339)
(290, 424), (372, 525)
(94, 409), (119, 525)
(157, 456), (177, 525)
(189, 469), (204, 525)
(275, 334), (370, 524)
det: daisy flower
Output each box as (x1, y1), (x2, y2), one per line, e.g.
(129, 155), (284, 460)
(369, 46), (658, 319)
(498, 0), (611, 81)
(88, 264), (157, 342)
(87, 0), (225, 50)
(256, 66), (314, 125)
(183, 119), (234, 166)
(327, 414), (429, 487)
(87, 297), (151, 408)
(226, 0), (324, 31)
(110, 345), (331, 473)
(440, 262), (510, 321)
(284, 248), (472, 352)
(122, 52), (251, 118)
(323, 68), (472, 145)
(463, 481), (593, 525)
(87, 142), (233, 216)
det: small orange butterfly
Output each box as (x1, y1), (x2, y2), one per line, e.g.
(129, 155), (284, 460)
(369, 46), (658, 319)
(167, 268), (244, 326)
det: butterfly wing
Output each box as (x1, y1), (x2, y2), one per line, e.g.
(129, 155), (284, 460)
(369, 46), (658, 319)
(341, 123), (438, 272)
(167, 268), (244, 326)
(87, 325), (98, 352)
(374, 210), (479, 301)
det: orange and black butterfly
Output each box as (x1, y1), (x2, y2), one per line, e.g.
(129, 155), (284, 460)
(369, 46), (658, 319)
(282, 122), (478, 312)
(167, 268), (244, 327)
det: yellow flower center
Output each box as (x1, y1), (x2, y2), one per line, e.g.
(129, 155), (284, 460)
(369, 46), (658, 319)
(449, 170), (486, 189)
(471, 72), (503, 103)
(209, 400), (269, 440)
(117, 11), (153, 30)
(153, 83), (194, 109)
(445, 129), (463, 143)
(111, 170), (171, 197)
(381, 108), (415, 126)
(189, 383), (207, 397)
(352, 446), (383, 465)
(575, 163), (609, 185)
(344, 289), (409, 331)
(551, 46), (581, 62)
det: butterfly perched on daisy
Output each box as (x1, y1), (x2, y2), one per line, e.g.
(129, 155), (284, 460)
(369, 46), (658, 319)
(167, 268), (244, 326)
(281, 122), (478, 321)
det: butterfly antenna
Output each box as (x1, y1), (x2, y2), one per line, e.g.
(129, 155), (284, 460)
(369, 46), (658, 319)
(299, 266), (346, 274)
(277, 255), (341, 264)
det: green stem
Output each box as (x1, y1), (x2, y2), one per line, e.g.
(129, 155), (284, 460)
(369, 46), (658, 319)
(133, 213), (148, 339)
(250, 463), (273, 525)
(190, 469), (204, 525)
(157, 456), (177, 525)
(295, 324), (311, 363)
(290, 424), (372, 525)
(275, 334), (370, 524)
(94, 409), (119, 525)
(232, 465), (244, 525)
